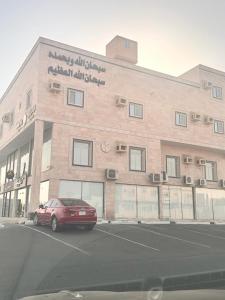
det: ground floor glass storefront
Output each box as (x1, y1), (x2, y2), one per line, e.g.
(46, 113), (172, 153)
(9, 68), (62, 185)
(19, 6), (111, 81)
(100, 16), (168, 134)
(161, 186), (194, 220)
(115, 184), (159, 219)
(196, 188), (225, 220)
(58, 180), (104, 218)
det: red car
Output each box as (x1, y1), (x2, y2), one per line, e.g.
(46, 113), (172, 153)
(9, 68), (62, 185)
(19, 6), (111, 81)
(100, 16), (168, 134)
(33, 198), (97, 232)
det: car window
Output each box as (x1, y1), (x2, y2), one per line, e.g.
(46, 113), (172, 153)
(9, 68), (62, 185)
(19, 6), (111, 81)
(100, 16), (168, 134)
(44, 200), (53, 208)
(50, 199), (61, 207)
(59, 199), (89, 206)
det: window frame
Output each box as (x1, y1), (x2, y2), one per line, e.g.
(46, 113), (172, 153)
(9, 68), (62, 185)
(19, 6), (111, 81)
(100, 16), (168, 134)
(72, 139), (93, 167)
(212, 86), (223, 100)
(214, 119), (224, 134)
(129, 146), (146, 172)
(129, 102), (143, 119)
(67, 88), (84, 108)
(166, 155), (180, 178)
(204, 161), (217, 182)
(175, 111), (187, 127)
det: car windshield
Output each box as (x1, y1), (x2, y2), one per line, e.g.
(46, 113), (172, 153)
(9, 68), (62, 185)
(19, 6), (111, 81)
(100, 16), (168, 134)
(59, 199), (89, 206)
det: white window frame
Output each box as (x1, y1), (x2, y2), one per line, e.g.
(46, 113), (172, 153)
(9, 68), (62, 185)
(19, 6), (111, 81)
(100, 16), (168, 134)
(129, 147), (146, 172)
(214, 120), (224, 134)
(67, 88), (84, 107)
(129, 102), (143, 119)
(175, 112), (187, 127)
(212, 86), (223, 100)
(205, 161), (217, 181)
(166, 155), (180, 178)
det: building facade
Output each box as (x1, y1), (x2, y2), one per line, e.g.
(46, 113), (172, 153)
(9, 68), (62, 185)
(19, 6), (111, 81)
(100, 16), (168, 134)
(1, 35), (225, 221)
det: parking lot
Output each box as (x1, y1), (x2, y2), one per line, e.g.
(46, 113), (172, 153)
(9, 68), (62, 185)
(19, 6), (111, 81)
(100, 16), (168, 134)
(2, 222), (225, 299)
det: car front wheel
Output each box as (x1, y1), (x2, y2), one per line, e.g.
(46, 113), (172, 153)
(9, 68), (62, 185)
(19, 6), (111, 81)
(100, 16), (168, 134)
(51, 217), (60, 232)
(33, 214), (40, 226)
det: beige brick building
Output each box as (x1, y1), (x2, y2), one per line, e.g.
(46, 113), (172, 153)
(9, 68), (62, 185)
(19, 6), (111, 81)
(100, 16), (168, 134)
(1, 35), (225, 221)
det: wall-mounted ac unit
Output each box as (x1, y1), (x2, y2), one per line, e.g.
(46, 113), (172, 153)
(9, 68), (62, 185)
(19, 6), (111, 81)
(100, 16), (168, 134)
(220, 179), (225, 188)
(161, 171), (168, 183)
(116, 143), (127, 153)
(202, 80), (213, 89)
(2, 112), (13, 123)
(191, 113), (201, 122)
(115, 96), (127, 106)
(149, 173), (161, 183)
(49, 81), (61, 92)
(184, 176), (193, 185)
(204, 116), (214, 124)
(183, 156), (193, 164)
(199, 178), (207, 186)
(196, 158), (206, 166)
(105, 169), (118, 180)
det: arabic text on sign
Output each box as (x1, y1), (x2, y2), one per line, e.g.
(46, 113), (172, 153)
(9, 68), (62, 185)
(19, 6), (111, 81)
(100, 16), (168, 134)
(48, 66), (105, 86)
(48, 51), (106, 73)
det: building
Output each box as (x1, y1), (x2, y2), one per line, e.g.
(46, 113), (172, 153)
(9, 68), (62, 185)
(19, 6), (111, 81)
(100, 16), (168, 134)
(1, 35), (225, 221)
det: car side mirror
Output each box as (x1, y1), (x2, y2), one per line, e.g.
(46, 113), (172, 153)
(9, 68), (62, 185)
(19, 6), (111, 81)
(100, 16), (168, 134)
(39, 204), (44, 209)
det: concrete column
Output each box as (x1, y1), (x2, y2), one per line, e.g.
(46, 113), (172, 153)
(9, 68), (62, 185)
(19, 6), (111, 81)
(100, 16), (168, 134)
(28, 120), (44, 213)
(104, 181), (116, 220)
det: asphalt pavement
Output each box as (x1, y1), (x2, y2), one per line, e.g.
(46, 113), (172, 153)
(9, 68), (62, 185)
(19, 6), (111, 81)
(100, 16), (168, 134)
(1, 222), (225, 300)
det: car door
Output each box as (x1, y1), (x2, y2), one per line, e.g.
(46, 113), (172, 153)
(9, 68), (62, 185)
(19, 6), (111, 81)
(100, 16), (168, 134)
(42, 200), (53, 224)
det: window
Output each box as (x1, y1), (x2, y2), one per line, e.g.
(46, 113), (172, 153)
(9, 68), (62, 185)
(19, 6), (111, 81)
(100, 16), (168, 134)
(212, 86), (222, 100)
(175, 112), (187, 127)
(60, 199), (88, 206)
(73, 139), (93, 167)
(67, 88), (84, 107)
(42, 128), (52, 171)
(58, 180), (104, 218)
(26, 90), (32, 109)
(166, 156), (180, 177)
(205, 161), (217, 181)
(129, 102), (143, 118)
(129, 147), (146, 172)
(44, 200), (52, 208)
(214, 120), (224, 134)
(51, 199), (61, 207)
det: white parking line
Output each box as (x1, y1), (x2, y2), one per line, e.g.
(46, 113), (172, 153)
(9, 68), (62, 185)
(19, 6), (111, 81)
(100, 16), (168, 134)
(184, 228), (225, 241)
(96, 228), (160, 252)
(130, 226), (211, 249)
(0, 224), (5, 229)
(20, 225), (90, 256)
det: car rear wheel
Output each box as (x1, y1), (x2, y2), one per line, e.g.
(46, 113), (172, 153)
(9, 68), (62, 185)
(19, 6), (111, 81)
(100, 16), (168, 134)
(85, 224), (95, 231)
(33, 214), (40, 226)
(51, 217), (60, 232)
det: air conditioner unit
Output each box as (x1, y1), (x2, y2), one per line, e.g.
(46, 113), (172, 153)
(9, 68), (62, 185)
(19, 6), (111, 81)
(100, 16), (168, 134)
(204, 116), (214, 124)
(199, 178), (207, 186)
(2, 112), (12, 123)
(184, 176), (193, 185)
(49, 81), (61, 92)
(196, 158), (206, 166)
(220, 179), (225, 188)
(116, 96), (127, 107)
(161, 171), (168, 183)
(191, 113), (201, 122)
(149, 173), (161, 183)
(202, 80), (213, 89)
(183, 156), (193, 164)
(105, 169), (118, 180)
(116, 143), (127, 153)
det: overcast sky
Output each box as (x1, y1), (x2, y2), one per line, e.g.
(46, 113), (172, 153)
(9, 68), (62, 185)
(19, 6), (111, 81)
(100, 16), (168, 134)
(1, 0), (225, 98)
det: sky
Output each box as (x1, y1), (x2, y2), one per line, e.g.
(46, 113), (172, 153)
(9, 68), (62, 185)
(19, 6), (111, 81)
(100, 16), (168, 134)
(1, 0), (225, 98)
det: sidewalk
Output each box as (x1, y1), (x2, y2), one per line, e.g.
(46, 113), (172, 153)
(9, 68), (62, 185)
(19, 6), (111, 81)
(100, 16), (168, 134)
(0, 217), (33, 225)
